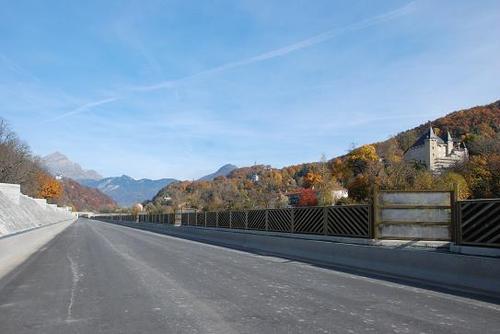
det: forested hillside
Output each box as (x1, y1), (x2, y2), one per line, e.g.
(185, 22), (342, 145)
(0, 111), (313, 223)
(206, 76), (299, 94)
(0, 119), (60, 199)
(0, 119), (117, 212)
(147, 100), (499, 212)
(56, 178), (117, 212)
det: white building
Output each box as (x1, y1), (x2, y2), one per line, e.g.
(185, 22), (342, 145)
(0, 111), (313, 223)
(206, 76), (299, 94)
(403, 127), (468, 173)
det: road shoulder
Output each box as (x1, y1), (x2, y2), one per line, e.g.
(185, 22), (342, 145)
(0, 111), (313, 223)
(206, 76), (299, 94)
(0, 219), (75, 281)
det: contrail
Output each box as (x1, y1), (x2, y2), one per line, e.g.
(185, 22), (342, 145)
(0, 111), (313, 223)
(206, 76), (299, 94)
(45, 97), (119, 123)
(49, 2), (416, 120)
(130, 1), (417, 92)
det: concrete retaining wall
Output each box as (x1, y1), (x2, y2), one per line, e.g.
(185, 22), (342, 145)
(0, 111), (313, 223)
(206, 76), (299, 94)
(0, 183), (75, 237)
(104, 220), (500, 300)
(375, 191), (452, 240)
(0, 183), (21, 205)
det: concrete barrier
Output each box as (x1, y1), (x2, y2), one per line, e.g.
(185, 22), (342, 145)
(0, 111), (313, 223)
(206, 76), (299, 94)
(0, 183), (20, 205)
(375, 191), (453, 240)
(0, 182), (75, 237)
(103, 220), (500, 300)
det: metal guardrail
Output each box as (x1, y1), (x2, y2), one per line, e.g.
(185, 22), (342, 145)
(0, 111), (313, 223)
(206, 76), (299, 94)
(456, 198), (500, 248)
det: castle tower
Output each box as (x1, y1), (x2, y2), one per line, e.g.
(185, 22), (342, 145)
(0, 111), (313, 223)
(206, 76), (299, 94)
(424, 127), (439, 171)
(446, 131), (454, 155)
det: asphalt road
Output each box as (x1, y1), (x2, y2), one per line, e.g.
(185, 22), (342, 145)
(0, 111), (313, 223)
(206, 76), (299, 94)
(0, 219), (499, 334)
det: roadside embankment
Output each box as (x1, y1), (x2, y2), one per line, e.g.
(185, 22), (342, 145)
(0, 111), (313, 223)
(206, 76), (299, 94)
(0, 182), (75, 279)
(0, 183), (74, 237)
(102, 220), (500, 301)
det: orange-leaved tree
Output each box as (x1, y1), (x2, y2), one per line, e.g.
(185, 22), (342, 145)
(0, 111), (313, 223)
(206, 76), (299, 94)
(304, 172), (322, 189)
(297, 188), (318, 207)
(36, 172), (63, 200)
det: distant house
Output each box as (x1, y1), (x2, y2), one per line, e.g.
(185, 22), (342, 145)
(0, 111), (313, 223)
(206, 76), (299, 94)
(403, 127), (468, 173)
(331, 188), (348, 202)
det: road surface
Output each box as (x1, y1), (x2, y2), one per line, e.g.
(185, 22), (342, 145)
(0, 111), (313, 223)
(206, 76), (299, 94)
(0, 219), (498, 333)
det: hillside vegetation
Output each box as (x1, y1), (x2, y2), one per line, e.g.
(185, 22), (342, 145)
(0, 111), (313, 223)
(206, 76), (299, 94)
(0, 119), (60, 199)
(0, 119), (117, 212)
(56, 178), (117, 212)
(147, 100), (499, 212)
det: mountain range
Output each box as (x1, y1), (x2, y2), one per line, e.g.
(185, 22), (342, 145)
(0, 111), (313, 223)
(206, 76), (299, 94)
(42, 152), (102, 180)
(41, 152), (239, 207)
(79, 176), (177, 207)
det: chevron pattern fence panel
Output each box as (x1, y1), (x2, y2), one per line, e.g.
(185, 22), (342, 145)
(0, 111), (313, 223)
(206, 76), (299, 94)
(196, 212), (206, 226)
(231, 211), (246, 229)
(327, 205), (371, 238)
(96, 204), (373, 239)
(206, 212), (217, 227)
(294, 207), (324, 234)
(218, 212), (230, 228)
(181, 213), (189, 226)
(162, 213), (171, 224)
(188, 212), (196, 226)
(247, 210), (266, 230)
(457, 199), (500, 247)
(268, 209), (292, 233)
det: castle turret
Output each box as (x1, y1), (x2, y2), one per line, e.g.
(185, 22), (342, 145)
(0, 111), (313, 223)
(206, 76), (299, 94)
(424, 127), (440, 171)
(446, 131), (454, 155)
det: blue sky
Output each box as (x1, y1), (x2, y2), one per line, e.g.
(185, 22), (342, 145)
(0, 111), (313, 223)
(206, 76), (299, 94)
(1, 0), (499, 180)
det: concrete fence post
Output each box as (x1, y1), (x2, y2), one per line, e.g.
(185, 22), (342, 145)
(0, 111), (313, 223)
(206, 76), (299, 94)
(290, 208), (295, 234)
(245, 211), (248, 230)
(451, 185), (458, 243)
(373, 186), (380, 239)
(229, 211), (232, 229)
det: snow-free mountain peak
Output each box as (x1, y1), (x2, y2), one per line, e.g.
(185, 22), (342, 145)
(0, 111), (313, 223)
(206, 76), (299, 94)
(42, 152), (102, 180)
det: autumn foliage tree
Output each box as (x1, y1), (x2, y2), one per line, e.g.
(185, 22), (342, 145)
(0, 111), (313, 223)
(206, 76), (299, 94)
(303, 172), (322, 189)
(36, 172), (63, 201)
(297, 188), (318, 207)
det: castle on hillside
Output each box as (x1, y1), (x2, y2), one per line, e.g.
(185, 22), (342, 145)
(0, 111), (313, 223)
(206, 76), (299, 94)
(403, 127), (468, 173)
